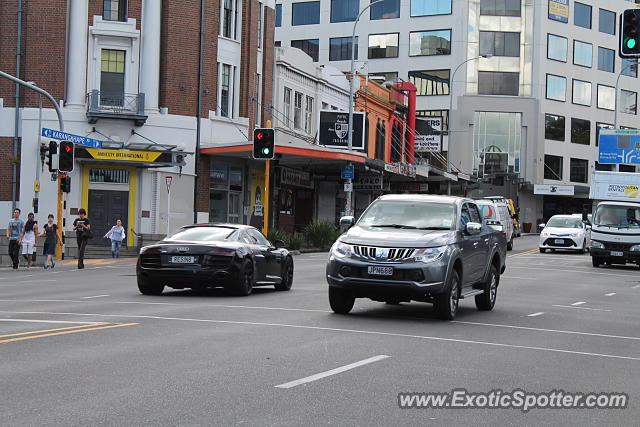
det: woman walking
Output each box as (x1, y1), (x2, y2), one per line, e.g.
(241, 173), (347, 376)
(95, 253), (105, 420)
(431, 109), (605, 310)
(19, 213), (38, 270)
(73, 208), (91, 269)
(40, 214), (60, 269)
(104, 219), (126, 258)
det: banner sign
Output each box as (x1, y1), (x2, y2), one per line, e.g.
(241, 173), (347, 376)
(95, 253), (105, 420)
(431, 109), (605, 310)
(280, 166), (313, 188)
(384, 163), (416, 178)
(86, 148), (163, 162)
(599, 129), (640, 165)
(319, 110), (366, 150)
(604, 184), (640, 201)
(354, 174), (385, 191)
(415, 117), (442, 152)
(548, 0), (569, 23)
(534, 184), (575, 196)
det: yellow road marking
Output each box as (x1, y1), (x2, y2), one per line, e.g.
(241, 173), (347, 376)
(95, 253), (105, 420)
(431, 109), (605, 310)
(0, 322), (109, 339)
(509, 248), (539, 258)
(0, 323), (138, 344)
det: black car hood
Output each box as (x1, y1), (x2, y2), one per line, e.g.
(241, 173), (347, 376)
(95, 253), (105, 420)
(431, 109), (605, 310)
(340, 226), (456, 247)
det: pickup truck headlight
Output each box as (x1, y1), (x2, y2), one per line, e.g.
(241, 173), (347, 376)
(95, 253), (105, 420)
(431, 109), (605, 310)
(630, 245), (640, 252)
(414, 247), (446, 263)
(331, 242), (352, 258)
(590, 241), (604, 249)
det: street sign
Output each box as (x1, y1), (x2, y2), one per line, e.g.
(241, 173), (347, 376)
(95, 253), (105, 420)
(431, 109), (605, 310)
(341, 165), (355, 180)
(319, 111), (366, 150)
(42, 128), (103, 148)
(599, 129), (640, 164)
(165, 176), (173, 193)
(344, 182), (353, 192)
(534, 184), (575, 196)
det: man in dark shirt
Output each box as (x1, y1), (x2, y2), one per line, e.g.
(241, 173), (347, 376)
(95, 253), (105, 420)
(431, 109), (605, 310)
(73, 208), (91, 269)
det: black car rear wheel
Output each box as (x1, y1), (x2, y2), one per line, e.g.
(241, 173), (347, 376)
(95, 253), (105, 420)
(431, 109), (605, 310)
(275, 257), (294, 291)
(137, 275), (164, 296)
(434, 269), (460, 320)
(229, 259), (254, 296)
(329, 287), (355, 314)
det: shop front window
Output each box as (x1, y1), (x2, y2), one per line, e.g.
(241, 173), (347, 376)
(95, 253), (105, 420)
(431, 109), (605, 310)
(210, 163), (244, 223)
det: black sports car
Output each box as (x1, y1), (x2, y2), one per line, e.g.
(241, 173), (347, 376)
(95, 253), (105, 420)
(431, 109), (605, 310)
(136, 224), (293, 296)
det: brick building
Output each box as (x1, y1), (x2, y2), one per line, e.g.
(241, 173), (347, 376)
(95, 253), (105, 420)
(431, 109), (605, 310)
(0, 0), (275, 253)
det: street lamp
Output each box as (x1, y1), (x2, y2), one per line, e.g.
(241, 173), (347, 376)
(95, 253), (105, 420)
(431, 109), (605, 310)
(345, 0), (384, 217)
(446, 54), (492, 195)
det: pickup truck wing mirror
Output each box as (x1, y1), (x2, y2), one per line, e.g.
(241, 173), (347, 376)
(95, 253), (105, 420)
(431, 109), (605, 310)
(465, 222), (482, 235)
(340, 216), (355, 230)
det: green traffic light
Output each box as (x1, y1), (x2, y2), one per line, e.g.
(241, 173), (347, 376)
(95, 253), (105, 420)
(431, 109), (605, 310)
(262, 147), (270, 155)
(627, 38), (637, 49)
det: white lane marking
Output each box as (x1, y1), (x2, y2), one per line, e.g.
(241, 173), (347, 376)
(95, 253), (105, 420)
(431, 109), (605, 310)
(452, 321), (640, 341)
(0, 299), (83, 303)
(2, 310), (639, 362)
(275, 355), (390, 389)
(553, 305), (612, 312)
(632, 285), (640, 289)
(0, 318), (98, 324)
(527, 312), (545, 317)
(82, 295), (110, 299)
(502, 276), (540, 281)
(18, 279), (57, 284)
(605, 293), (616, 297)
(571, 301), (586, 306)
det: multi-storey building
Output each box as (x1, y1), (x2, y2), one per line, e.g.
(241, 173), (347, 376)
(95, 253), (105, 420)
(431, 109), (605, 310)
(0, 0), (275, 255)
(276, 0), (640, 227)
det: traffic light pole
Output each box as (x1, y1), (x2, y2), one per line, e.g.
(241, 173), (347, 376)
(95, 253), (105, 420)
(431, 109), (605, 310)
(56, 176), (63, 260)
(263, 120), (272, 236)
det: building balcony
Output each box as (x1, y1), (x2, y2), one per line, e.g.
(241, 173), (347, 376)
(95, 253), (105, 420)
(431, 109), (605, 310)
(86, 90), (148, 126)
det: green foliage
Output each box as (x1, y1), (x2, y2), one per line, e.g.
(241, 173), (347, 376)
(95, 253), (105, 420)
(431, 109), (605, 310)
(304, 220), (340, 249)
(287, 233), (305, 250)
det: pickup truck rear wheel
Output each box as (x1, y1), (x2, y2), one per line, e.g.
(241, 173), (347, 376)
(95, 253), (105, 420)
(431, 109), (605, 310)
(506, 238), (513, 251)
(475, 264), (499, 311)
(434, 270), (460, 320)
(329, 287), (355, 314)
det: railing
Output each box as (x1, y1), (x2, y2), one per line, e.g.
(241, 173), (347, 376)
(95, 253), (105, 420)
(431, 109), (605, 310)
(87, 90), (145, 116)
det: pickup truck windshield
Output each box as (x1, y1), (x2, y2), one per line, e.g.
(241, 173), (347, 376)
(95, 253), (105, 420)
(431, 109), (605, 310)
(358, 201), (455, 230)
(594, 205), (640, 228)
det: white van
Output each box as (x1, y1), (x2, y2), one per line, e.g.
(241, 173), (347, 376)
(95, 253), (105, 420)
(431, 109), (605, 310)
(478, 198), (514, 251)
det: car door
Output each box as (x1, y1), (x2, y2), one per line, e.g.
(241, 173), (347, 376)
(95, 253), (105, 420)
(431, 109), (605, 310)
(469, 202), (491, 280)
(241, 230), (268, 282)
(247, 228), (281, 281)
(459, 203), (482, 286)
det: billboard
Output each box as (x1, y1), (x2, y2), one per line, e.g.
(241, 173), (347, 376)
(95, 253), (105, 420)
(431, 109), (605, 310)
(598, 129), (640, 165)
(415, 117), (442, 152)
(548, 0), (569, 23)
(319, 110), (366, 150)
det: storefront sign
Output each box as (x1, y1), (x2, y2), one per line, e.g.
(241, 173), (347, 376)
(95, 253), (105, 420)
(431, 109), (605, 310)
(354, 174), (385, 191)
(534, 184), (575, 196)
(319, 111), (366, 150)
(415, 117), (442, 153)
(548, 0), (569, 23)
(604, 184), (639, 200)
(384, 163), (416, 178)
(280, 166), (313, 189)
(86, 148), (162, 162)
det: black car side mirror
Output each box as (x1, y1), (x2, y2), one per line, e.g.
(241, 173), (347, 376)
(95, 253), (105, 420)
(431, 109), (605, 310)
(274, 239), (287, 249)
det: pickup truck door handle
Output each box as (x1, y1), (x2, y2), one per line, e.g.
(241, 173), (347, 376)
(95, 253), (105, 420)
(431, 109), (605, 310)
(484, 238), (489, 243)
(473, 242), (479, 247)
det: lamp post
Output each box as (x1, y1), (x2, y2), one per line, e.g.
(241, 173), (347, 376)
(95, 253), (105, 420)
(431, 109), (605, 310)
(446, 55), (491, 195)
(345, 0), (384, 217)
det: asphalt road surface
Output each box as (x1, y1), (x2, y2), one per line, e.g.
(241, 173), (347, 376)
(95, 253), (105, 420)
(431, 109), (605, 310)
(1, 236), (639, 426)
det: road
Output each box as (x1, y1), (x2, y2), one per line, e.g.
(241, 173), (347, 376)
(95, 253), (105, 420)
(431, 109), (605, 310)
(1, 235), (638, 426)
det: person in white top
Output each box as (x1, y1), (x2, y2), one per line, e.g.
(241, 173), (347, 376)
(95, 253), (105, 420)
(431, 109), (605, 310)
(104, 219), (126, 258)
(19, 212), (39, 269)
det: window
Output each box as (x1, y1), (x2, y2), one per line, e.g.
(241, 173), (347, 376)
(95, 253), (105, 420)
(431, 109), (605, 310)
(100, 49), (125, 106)
(410, 0), (451, 16)
(597, 47), (615, 73)
(545, 113), (565, 141)
(220, 64), (232, 117)
(304, 96), (314, 134)
(574, 2), (591, 29)
(368, 33), (399, 59)
(275, 41), (281, 47)
(480, 31), (520, 57)
(409, 30), (451, 56)
(620, 165), (636, 173)
(597, 85), (615, 111)
(620, 90), (637, 114)
(572, 79), (591, 106)
(409, 70), (450, 96)
(294, 92), (303, 130)
(571, 118), (590, 145)
(371, 0), (400, 20)
(622, 58), (638, 77)
(480, 0), (520, 16)
(570, 158), (588, 183)
(595, 161), (614, 171)
(276, 4), (282, 27)
(103, 0), (127, 21)
(546, 74), (566, 101)
(599, 9), (615, 35)
(368, 71), (399, 82)
(596, 122), (614, 147)
(375, 120), (386, 160)
(417, 110), (449, 131)
(547, 34), (567, 62)
(331, 0), (358, 23)
(257, 2), (263, 48)
(478, 72), (519, 96)
(89, 168), (130, 183)
(544, 155), (563, 180)
(329, 37), (357, 61)
(573, 41), (592, 67)
(291, 39), (319, 62)
(283, 87), (291, 126)
(221, 0), (235, 38)
(292, 1), (320, 25)
(473, 112), (522, 175)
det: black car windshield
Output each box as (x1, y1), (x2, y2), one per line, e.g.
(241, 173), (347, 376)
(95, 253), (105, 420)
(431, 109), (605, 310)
(594, 205), (640, 228)
(358, 200), (455, 230)
(546, 217), (583, 228)
(168, 227), (236, 241)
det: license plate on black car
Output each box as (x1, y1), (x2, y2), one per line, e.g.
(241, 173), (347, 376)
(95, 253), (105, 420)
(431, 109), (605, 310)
(368, 266), (393, 276)
(611, 251), (624, 257)
(171, 256), (195, 264)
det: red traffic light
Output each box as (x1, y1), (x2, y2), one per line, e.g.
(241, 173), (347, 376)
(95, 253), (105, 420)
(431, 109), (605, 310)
(65, 145), (72, 153)
(256, 132), (264, 140)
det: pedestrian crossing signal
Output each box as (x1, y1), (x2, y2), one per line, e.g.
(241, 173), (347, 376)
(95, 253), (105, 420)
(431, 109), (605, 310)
(253, 128), (275, 160)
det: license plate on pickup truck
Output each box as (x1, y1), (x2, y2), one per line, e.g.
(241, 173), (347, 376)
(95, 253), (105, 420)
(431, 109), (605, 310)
(610, 251), (624, 257)
(170, 256), (196, 264)
(367, 266), (393, 276)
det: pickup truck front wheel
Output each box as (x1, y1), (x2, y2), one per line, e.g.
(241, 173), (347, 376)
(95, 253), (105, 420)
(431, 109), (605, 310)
(329, 287), (355, 314)
(434, 270), (460, 320)
(475, 264), (499, 311)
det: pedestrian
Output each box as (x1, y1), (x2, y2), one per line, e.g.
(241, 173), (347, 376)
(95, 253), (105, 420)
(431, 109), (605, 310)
(40, 214), (60, 269)
(73, 208), (92, 269)
(104, 219), (126, 258)
(6, 208), (24, 270)
(19, 212), (38, 270)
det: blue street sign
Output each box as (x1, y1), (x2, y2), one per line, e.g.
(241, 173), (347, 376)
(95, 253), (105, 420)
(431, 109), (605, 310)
(599, 130), (640, 165)
(341, 165), (355, 180)
(41, 128), (103, 149)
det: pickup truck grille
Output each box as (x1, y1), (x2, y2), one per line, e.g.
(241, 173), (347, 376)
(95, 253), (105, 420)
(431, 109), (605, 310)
(352, 246), (416, 262)
(603, 242), (634, 251)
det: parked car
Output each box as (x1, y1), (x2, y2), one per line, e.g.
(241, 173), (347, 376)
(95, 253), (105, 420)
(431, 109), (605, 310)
(539, 215), (590, 253)
(326, 195), (507, 320)
(476, 199), (505, 234)
(137, 224), (294, 296)
(480, 197), (514, 250)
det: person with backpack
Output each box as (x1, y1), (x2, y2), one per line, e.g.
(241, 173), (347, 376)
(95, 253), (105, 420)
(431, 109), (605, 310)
(40, 214), (60, 269)
(104, 219), (126, 258)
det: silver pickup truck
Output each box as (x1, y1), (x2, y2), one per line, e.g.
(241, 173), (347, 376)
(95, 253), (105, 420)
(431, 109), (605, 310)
(326, 195), (507, 320)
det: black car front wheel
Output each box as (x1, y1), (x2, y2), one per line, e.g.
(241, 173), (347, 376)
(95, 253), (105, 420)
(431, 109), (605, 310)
(137, 275), (165, 296)
(434, 269), (460, 320)
(275, 257), (294, 291)
(329, 287), (355, 314)
(229, 259), (254, 296)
